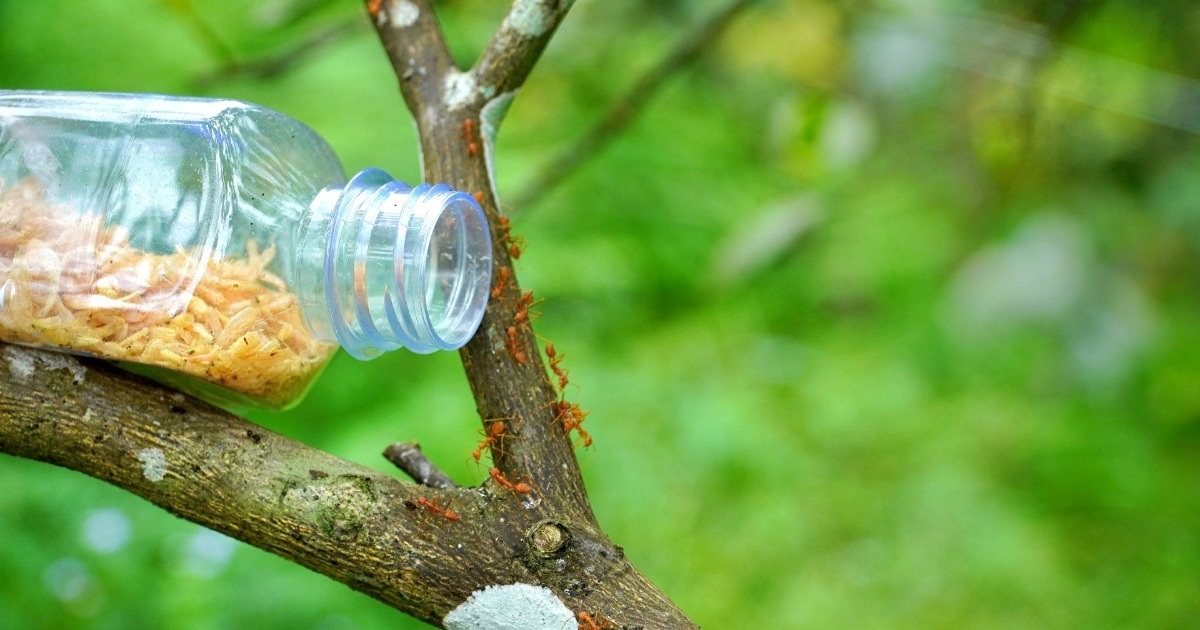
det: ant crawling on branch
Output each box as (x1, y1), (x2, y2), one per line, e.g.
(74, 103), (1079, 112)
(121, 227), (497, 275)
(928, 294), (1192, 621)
(472, 419), (509, 465)
(491, 266), (512, 299)
(406, 496), (461, 522)
(461, 118), (479, 157)
(503, 290), (542, 365)
(576, 610), (616, 629)
(513, 290), (541, 329)
(545, 342), (569, 391)
(497, 216), (526, 260)
(506, 326), (527, 365)
(539, 343), (593, 449)
(488, 467), (534, 495)
(547, 398), (593, 449)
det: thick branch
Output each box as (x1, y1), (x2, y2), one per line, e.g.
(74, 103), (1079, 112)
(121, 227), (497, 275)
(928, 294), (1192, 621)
(0, 346), (477, 624)
(369, 0), (590, 519)
(369, 0), (457, 127)
(0, 345), (681, 627)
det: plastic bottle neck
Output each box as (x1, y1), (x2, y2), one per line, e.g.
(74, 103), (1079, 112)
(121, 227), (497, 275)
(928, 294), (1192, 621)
(297, 168), (492, 359)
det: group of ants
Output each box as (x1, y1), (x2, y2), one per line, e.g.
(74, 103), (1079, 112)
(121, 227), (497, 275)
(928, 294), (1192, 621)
(406, 118), (616, 630)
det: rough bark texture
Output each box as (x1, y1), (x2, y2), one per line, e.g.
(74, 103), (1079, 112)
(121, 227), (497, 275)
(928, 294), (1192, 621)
(0, 1), (698, 628)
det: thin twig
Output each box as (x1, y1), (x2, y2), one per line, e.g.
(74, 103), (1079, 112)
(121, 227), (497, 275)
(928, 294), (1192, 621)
(155, 0), (239, 67)
(511, 0), (756, 209)
(383, 441), (458, 489)
(257, 0), (343, 30)
(195, 19), (363, 88)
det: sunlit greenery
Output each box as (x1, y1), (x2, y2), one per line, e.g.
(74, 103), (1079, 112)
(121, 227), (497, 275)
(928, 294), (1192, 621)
(2, 0), (1198, 628)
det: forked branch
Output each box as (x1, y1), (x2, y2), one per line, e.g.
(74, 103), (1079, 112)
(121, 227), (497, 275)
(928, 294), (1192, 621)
(0, 0), (697, 626)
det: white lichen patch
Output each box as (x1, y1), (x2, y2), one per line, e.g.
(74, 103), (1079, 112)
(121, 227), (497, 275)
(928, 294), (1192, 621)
(504, 0), (549, 37)
(137, 448), (167, 482)
(387, 0), (419, 27)
(444, 71), (477, 110)
(444, 583), (574, 630)
(41, 351), (87, 384)
(2, 345), (36, 381)
(2, 345), (86, 384)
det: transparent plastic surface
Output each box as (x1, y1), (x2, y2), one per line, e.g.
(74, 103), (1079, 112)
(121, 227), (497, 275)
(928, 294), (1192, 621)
(299, 169), (492, 360)
(0, 91), (491, 409)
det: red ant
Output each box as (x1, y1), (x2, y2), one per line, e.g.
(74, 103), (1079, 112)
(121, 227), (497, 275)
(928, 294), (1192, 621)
(503, 291), (541, 365)
(410, 496), (460, 522)
(462, 119), (479, 157)
(543, 343), (589, 444)
(367, 0), (383, 18)
(513, 290), (541, 329)
(497, 216), (526, 260)
(545, 342), (569, 391)
(472, 191), (486, 206)
(506, 325), (527, 365)
(577, 611), (615, 629)
(491, 266), (512, 299)
(472, 420), (507, 464)
(488, 467), (533, 495)
(550, 399), (593, 449)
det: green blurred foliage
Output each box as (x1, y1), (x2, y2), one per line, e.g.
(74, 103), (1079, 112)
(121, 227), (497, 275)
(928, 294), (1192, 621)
(2, 0), (1200, 628)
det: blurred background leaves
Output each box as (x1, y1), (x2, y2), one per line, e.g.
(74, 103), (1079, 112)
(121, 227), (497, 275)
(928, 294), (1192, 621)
(2, 0), (1199, 627)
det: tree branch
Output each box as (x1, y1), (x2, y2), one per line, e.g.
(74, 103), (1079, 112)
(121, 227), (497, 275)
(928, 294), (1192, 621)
(0, 345), (474, 625)
(1, 344), (686, 627)
(0, 1), (699, 626)
(473, 0), (574, 100)
(367, 0), (697, 625)
(384, 441), (458, 489)
(512, 0), (757, 209)
(368, 0), (591, 519)
(369, 0), (457, 128)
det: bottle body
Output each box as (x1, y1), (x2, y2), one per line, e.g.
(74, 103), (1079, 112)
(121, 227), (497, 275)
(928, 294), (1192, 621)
(0, 91), (491, 409)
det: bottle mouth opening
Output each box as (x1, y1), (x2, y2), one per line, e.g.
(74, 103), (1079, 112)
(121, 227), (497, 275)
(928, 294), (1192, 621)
(410, 191), (491, 351)
(321, 169), (492, 359)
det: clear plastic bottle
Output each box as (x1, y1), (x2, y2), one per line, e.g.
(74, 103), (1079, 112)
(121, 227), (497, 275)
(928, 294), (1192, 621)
(0, 91), (491, 409)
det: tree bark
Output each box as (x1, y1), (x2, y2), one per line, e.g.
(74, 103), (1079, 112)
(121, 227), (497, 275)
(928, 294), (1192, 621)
(0, 1), (697, 627)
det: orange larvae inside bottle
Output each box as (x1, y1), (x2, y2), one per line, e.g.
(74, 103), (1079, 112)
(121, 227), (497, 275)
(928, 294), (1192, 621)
(0, 179), (336, 409)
